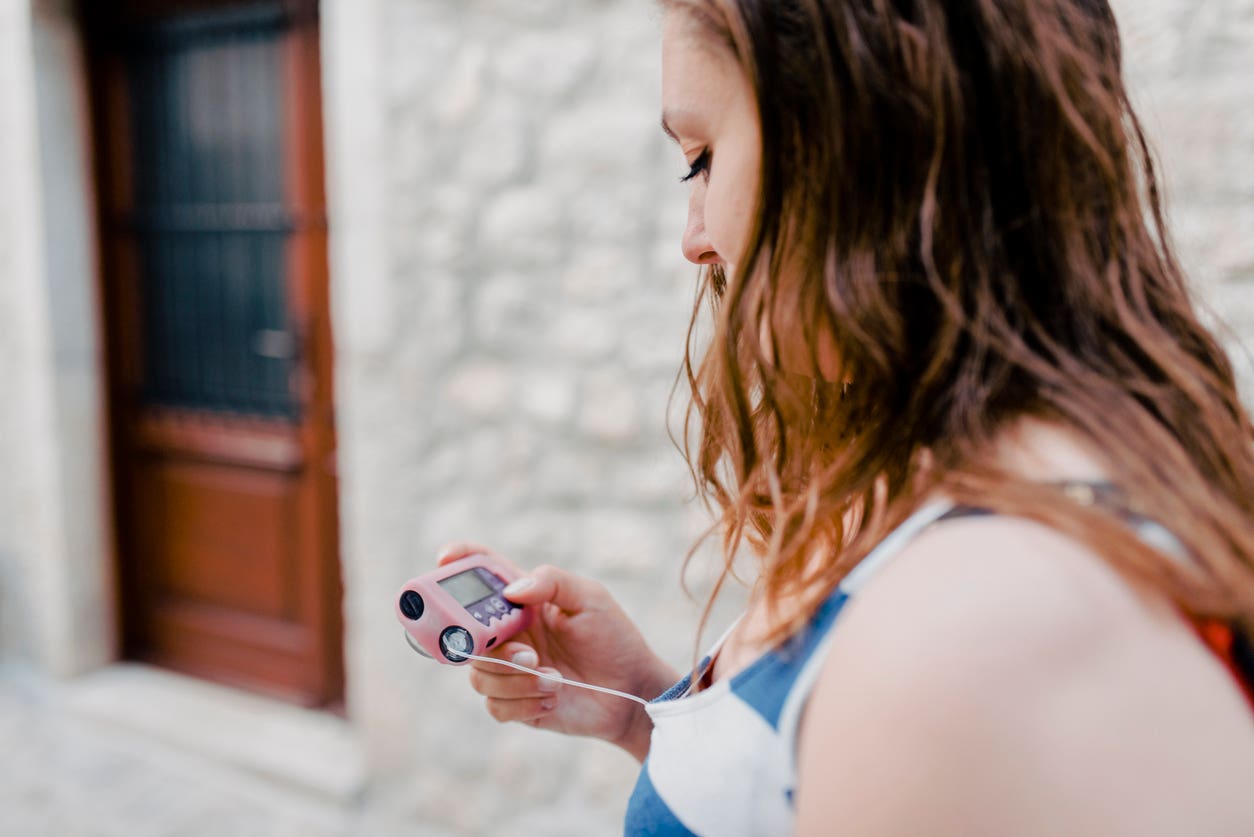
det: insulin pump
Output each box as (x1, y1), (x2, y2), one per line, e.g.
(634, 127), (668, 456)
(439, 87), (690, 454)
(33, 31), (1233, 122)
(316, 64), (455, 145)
(395, 553), (649, 705)
(395, 553), (534, 664)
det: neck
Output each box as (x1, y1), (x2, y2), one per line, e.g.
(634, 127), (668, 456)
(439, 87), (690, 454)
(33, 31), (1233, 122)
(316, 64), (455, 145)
(986, 417), (1108, 483)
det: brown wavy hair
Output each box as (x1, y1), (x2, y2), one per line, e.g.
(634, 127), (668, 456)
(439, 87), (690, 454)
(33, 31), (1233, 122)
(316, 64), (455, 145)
(666, 0), (1254, 647)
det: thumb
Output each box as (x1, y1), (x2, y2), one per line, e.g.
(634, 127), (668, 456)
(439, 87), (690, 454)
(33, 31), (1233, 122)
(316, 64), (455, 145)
(503, 564), (603, 614)
(435, 542), (497, 567)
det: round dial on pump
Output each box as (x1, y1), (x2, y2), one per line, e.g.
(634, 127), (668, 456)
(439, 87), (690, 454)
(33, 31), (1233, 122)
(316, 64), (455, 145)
(439, 626), (474, 662)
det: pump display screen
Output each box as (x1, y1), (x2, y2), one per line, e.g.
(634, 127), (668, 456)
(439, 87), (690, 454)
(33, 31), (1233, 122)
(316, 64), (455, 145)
(438, 569), (495, 607)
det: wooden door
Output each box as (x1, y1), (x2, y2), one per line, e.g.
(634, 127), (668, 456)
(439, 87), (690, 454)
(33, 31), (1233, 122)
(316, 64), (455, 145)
(86, 0), (344, 708)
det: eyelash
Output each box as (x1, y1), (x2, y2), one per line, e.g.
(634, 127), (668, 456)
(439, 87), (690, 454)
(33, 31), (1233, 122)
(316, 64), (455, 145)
(680, 149), (710, 183)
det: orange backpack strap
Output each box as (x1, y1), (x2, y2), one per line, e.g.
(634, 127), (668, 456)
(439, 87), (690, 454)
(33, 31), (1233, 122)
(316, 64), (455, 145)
(1192, 619), (1254, 712)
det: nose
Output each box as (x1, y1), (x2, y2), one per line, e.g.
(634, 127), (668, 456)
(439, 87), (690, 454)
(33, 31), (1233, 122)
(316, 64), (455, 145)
(681, 180), (720, 265)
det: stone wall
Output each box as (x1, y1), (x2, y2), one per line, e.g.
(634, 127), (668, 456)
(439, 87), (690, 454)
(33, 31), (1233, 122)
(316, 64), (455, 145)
(0, 0), (42, 662)
(323, 0), (1254, 833)
(0, 0), (113, 675)
(1113, 0), (1254, 391)
(324, 1), (721, 833)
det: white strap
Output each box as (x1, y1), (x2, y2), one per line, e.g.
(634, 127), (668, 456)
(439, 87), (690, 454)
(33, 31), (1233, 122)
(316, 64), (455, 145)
(837, 499), (954, 595)
(779, 499), (955, 780)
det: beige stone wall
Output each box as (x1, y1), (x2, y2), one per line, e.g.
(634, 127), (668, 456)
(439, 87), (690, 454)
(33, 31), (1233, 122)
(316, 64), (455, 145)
(324, 2), (717, 832)
(1113, 0), (1254, 391)
(0, 0), (43, 661)
(0, 0), (113, 674)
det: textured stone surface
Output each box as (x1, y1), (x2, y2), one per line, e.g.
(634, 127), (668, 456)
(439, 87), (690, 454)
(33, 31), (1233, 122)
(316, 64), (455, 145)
(325, 3), (709, 831)
(0, 0), (114, 677)
(1112, 0), (1254, 393)
(0, 664), (426, 837)
(0, 0), (35, 663)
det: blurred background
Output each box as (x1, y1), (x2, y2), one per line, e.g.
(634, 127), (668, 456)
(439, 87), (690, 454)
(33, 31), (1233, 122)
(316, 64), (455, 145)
(0, 0), (1250, 835)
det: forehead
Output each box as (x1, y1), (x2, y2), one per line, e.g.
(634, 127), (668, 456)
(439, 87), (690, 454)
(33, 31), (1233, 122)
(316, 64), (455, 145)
(661, 9), (747, 122)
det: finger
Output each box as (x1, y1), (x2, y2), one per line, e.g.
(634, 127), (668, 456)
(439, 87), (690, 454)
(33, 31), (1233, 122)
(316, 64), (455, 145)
(468, 642), (537, 675)
(485, 695), (559, 724)
(435, 542), (495, 566)
(468, 666), (561, 700)
(502, 564), (605, 613)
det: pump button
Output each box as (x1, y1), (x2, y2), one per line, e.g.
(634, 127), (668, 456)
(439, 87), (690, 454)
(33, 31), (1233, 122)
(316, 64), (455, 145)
(399, 591), (424, 621)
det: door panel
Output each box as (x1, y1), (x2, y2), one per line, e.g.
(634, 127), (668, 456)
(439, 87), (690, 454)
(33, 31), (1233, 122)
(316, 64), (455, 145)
(87, 0), (343, 707)
(139, 459), (298, 618)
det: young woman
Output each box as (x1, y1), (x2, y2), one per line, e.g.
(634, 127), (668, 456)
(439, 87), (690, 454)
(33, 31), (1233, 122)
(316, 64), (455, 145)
(438, 1), (1254, 833)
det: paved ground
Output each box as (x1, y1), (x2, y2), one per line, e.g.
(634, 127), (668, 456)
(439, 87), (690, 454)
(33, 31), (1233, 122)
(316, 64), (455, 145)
(0, 664), (446, 837)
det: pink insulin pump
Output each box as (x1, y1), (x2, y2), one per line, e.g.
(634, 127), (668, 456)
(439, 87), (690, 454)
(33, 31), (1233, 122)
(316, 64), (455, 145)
(395, 553), (534, 664)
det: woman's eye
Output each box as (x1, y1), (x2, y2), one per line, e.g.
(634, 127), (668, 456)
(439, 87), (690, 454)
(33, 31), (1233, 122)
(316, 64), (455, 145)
(680, 149), (710, 183)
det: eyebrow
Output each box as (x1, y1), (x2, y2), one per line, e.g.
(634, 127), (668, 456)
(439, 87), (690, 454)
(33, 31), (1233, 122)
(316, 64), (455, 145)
(660, 111), (679, 143)
(661, 107), (706, 145)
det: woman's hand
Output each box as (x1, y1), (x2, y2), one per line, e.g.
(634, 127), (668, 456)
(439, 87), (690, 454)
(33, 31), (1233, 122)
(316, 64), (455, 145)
(436, 543), (678, 762)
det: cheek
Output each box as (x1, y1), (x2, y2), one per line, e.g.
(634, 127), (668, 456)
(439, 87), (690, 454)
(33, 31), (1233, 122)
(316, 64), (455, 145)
(703, 155), (758, 267)
(703, 180), (753, 267)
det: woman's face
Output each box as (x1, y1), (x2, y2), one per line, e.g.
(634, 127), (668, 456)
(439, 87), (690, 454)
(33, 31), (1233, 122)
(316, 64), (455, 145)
(661, 11), (761, 272)
(661, 9), (841, 379)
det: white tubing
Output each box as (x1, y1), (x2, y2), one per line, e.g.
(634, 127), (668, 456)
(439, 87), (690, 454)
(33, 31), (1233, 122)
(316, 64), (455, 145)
(404, 631), (648, 705)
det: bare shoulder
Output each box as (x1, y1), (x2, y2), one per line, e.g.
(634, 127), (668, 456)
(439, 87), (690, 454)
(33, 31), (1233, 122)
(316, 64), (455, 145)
(794, 515), (1254, 837)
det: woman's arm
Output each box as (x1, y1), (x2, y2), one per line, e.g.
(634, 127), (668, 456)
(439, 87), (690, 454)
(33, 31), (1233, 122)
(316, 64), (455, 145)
(794, 517), (1254, 836)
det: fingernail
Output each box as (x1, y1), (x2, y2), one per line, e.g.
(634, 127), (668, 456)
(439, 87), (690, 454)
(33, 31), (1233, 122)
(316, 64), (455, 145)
(511, 649), (538, 668)
(503, 577), (534, 596)
(539, 698), (557, 712)
(537, 670), (561, 693)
